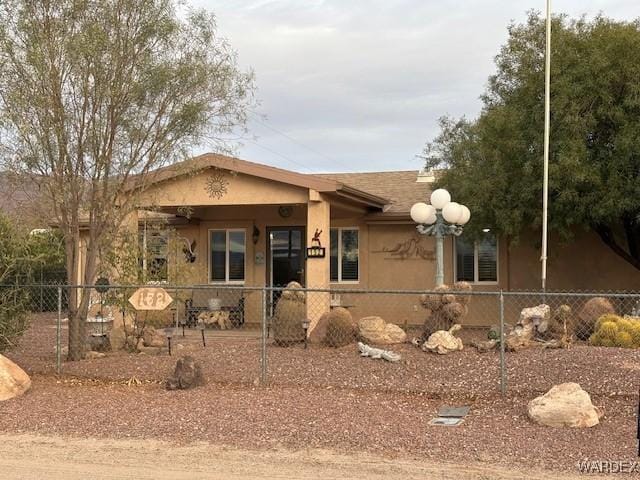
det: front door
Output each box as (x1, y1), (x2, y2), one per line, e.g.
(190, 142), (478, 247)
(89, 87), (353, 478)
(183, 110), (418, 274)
(268, 227), (305, 314)
(267, 227), (305, 288)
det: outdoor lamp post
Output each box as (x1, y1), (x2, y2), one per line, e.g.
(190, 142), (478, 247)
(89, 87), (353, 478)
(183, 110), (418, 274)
(301, 318), (310, 349)
(410, 188), (470, 287)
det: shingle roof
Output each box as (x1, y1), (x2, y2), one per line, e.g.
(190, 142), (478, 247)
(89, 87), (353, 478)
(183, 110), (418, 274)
(317, 171), (432, 214)
(127, 153), (390, 210)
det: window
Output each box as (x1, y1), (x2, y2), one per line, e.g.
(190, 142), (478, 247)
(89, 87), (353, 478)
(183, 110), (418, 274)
(209, 229), (246, 282)
(330, 228), (359, 282)
(455, 233), (498, 283)
(138, 228), (168, 282)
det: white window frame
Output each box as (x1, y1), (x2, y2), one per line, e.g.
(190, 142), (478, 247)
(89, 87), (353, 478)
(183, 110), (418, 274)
(453, 235), (499, 285)
(208, 228), (246, 284)
(330, 227), (360, 284)
(139, 225), (169, 284)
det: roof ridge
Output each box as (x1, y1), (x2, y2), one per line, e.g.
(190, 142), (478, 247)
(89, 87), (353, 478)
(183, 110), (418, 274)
(315, 170), (419, 175)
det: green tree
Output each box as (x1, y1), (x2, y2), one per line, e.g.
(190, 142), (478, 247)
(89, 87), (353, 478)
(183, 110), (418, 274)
(424, 12), (640, 270)
(0, 213), (30, 351)
(0, 0), (255, 359)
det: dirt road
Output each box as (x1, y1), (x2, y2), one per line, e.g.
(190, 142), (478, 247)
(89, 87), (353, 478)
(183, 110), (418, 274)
(1, 433), (587, 480)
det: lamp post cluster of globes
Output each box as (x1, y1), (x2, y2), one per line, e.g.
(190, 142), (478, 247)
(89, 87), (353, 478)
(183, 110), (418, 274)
(410, 188), (471, 287)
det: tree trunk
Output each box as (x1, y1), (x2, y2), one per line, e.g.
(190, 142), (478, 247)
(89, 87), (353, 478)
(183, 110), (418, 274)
(595, 224), (640, 271)
(65, 233), (83, 361)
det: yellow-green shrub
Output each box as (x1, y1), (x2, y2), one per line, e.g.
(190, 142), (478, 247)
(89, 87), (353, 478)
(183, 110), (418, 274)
(590, 314), (640, 348)
(615, 331), (634, 348)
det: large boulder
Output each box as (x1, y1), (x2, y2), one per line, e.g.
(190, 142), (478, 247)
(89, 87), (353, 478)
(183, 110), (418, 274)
(308, 311), (330, 344)
(520, 304), (551, 332)
(324, 307), (356, 347)
(527, 383), (602, 428)
(0, 354), (31, 401)
(421, 324), (464, 354)
(273, 282), (306, 346)
(505, 304), (551, 351)
(165, 356), (205, 390)
(576, 297), (615, 340)
(358, 316), (407, 345)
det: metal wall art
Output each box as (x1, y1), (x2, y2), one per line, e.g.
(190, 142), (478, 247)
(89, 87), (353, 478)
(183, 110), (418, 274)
(205, 172), (229, 199)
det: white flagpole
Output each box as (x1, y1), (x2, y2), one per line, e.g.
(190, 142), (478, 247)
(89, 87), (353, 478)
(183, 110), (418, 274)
(541, 0), (551, 291)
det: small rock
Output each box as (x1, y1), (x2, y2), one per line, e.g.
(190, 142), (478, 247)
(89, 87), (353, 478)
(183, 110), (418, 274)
(87, 334), (110, 352)
(143, 327), (166, 348)
(165, 356), (205, 390)
(527, 382), (602, 428)
(84, 351), (106, 359)
(0, 354), (31, 401)
(472, 339), (497, 353)
(138, 346), (164, 355)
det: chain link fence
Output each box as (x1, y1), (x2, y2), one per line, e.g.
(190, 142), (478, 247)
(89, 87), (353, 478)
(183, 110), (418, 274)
(2, 283), (640, 397)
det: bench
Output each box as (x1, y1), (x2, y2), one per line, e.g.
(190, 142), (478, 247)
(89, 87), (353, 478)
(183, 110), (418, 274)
(183, 290), (245, 329)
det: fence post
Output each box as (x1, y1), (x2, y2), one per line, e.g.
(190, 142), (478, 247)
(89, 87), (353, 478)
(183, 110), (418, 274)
(56, 286), (62, 375)
(39, 267), (44, 312)
(499, 290), (506, 396)
(260, 287), (268, 385)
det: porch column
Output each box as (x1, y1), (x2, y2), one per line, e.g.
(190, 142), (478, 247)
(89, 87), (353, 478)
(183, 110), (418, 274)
(306, 190), (330, 330)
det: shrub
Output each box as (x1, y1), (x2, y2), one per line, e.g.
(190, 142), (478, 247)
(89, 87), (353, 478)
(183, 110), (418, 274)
(0, 214), (31, 352)
(0, 288), (29, 352)
(590, 314), (640, 348)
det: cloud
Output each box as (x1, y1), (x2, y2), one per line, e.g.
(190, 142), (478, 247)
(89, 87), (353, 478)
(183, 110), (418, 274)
(192, 0), (639, 172)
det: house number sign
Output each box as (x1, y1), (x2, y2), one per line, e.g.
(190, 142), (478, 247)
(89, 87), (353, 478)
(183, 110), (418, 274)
(128, 287), (174, 311)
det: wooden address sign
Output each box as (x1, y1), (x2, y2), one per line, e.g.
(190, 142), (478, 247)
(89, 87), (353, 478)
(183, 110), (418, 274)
(306, 246), (326, 258)
(128, 287), (173, 311)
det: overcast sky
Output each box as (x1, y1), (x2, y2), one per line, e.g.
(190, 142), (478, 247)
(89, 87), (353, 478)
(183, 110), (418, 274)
(192, 1), (638, 173)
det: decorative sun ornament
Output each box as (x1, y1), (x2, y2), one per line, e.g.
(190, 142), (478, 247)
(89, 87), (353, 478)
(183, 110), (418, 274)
(205, 172), (229, 199)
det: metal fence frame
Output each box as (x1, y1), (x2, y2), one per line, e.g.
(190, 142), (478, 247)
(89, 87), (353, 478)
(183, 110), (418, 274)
(3, 283), (640, 396)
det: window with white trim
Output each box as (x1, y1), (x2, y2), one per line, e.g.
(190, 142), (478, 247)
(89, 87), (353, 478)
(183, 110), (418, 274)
(138, 227), (168, 282)
(455, 233), (498, 283)
(330, 228), (359, 282)
(209, 229), (246, 282)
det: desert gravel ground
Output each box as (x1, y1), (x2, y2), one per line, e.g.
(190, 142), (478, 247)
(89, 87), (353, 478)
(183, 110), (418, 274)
(3, 313), (640, 477)
(0, 375), (637, 477)
(8, 313), (640, 397)
(0, 433), (589, 480)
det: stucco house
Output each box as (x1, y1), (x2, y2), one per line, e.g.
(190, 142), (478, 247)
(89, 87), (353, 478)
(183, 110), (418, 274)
(84, 153), (640, 327)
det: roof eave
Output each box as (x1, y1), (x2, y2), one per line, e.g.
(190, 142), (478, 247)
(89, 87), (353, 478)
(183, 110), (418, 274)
(335, 184), (390, 210)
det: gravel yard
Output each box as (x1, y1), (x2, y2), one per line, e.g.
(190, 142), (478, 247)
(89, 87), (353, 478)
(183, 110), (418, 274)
(0, 375), (637, 476)
(3, 313), (640, 476)
(6, 313), (640, 397)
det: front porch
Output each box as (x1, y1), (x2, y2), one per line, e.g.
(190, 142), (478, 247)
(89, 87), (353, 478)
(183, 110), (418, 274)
(128, 155), (389, 326)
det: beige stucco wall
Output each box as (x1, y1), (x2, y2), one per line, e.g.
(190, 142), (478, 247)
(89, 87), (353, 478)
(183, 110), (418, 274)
(89, 167), (640, 330)
(138, 170), (309, 207)
(507, 229), (640, 291)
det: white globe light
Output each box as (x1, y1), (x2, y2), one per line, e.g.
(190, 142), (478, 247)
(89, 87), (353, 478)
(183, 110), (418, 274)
(425, 210), (437, 225)
(459, 205), (471, 225)
(442, 202), (463, 224)
(430, 188), (451, 209)
(410, 202), (435, 224)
